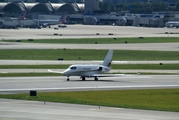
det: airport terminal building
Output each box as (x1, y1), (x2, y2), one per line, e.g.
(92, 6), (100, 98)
(0, 0), (179, 27)
(0, 1), (84, 18)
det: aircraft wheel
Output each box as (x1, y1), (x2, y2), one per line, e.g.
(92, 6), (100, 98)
(95, 77), (98, 81)
(82, 77), (86, 81)
(67, 77), (70, 81)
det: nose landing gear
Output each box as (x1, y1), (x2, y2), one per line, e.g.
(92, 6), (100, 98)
(67, 76), (70, 81)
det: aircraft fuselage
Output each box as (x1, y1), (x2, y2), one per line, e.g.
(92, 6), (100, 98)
(63, 64), (110, 77)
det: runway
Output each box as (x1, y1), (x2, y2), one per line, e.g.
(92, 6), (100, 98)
(1, 98), (179, 120)
(0, 75), (179, 93)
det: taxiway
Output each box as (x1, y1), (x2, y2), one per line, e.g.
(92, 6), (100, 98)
(1, 98), (179, 120)
(1, 42), (179, 51)
(1, 25), (179, 40)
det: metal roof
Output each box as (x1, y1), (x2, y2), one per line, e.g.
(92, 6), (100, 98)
(0, 2), (84, 14)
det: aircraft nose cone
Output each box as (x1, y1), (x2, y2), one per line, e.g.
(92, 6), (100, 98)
(62, 69), (69, 76)
(62, 72), (67, 76)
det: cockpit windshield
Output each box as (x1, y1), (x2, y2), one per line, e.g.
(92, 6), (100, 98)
(70, 66), (77, 70)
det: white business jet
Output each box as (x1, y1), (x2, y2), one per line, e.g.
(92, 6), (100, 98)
(48, 50), (115, 81)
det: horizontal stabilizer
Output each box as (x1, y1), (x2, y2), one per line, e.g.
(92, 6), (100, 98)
(48, 69), (63, 74)
(93, 60), (128, 64)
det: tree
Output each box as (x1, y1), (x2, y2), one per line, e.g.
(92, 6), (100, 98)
(116, 4), (124, 12)
(99, 2), (110, 13)
(76, 0), (84, 3)
(176, 2), (179, 11)
(150, 2), (166, 12)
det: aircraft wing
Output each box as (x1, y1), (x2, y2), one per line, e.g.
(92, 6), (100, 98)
(48, 69), (63, 74)
(90, 73), (136, 77)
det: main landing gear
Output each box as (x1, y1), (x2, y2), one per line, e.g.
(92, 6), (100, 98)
(66, 76), (99, 81)
(66, 76), (86, 81)
(81, 76), (98, 81)
(94, 77), (98, 81)
(81, 77), (86, 81)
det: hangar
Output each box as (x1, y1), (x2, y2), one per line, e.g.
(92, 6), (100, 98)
(0, 2), (27, 17)
(0, 1), (84, 18)
(53, 3), (84, 14)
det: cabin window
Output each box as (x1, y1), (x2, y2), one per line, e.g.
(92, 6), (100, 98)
(83, 68), (91, 70)
(70, 67), (77, 70)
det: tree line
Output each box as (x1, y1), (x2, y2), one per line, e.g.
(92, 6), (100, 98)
(100, 0), (179, 14)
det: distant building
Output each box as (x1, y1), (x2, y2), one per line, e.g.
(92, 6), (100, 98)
(4, 0), (36, 2)
(167, 3), (177, 9)
(0, 1), (84, 19)
(84, 0), (100, 14)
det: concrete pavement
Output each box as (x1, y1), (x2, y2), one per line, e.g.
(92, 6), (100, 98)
(1, 98), (179, 120)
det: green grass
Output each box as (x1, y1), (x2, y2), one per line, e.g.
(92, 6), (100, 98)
(6, 37), (179, 44)
(112, 64), (179, 70)
(0, 64), (179, 70)
(0, 89), (179, 112)
(0, 65), (69, 69)
(0, 49), (179, 60)
(0, 73), (61, 77)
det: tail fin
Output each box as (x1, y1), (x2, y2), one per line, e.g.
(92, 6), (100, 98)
(59, 14), (66, 24)
(102, 50), (113, 67)
(18, 11), (26, 20)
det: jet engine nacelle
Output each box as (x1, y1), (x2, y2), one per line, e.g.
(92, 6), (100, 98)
(97, 66), (110, 72)
(98, 66), (103, 71)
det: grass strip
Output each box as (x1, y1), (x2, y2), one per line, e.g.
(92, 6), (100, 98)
(0, 49), (179, 60)
(0, 65), (69, 69)
(0, 64), (179, 70)
(0, 73), (61, 77)
(6, 37), (179, 44)
(0, 89), (179, 112)
(112, 64), (179, 70)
